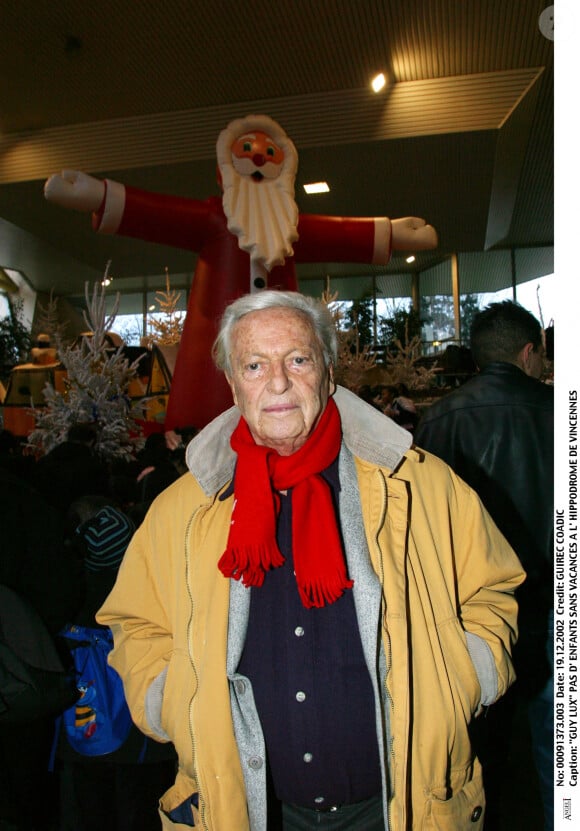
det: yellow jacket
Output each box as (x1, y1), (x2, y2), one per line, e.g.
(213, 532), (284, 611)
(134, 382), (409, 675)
(98, 387), (525, 830)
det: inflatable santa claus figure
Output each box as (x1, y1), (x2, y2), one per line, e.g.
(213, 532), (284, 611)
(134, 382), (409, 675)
(45, 115), (437, 443)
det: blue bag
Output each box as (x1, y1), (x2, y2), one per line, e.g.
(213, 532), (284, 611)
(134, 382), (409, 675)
(59, 623), (133, 756)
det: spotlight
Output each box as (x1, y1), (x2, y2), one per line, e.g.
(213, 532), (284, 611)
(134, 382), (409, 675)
(371, 73), (386, 93)
(303, 182), (330, 194)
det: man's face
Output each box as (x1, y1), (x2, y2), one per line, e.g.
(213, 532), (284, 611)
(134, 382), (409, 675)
(226, 307), (335, 456)
(231, 131), (285, 181)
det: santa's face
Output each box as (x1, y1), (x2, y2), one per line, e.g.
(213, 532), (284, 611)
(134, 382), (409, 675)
(231, 131), (285, 181)
(218, 117), (299, 272)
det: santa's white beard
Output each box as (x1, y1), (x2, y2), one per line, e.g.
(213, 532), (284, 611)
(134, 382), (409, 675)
(221, 166), (299, 273)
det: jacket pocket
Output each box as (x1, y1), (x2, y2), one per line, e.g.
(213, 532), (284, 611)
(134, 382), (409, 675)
(423, 760), (485, 830)
(159, 807), (199, 830)
(159, 779), (201, 828)
(160, 648), (197, 747)
(438, 617), (482, 722)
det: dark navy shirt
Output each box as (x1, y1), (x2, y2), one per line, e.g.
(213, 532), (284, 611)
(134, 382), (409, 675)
(236, 460), (382, 809)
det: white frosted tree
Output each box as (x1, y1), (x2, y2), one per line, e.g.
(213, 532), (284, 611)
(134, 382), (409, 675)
(27, 279), (145, 461)
(32, 289), (71, 348)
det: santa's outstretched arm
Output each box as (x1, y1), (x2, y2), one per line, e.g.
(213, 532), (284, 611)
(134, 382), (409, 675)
(45, 170), (214, 251)
(295, 213), (438, 265)
(44, 170), (105, 213)
(391, 216), (438, 250)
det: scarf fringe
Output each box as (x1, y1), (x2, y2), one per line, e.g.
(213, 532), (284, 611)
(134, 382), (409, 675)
(218, 544), (285, 587)
(297, 575), (355, 609)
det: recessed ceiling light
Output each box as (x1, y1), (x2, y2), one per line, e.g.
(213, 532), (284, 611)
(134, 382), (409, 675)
(303, 182), (330, 194)
(371, 73), (386, 93)
(406, 255), (416, 264)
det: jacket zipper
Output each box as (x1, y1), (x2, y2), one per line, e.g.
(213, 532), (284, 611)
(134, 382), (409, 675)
(184, 507), (210, 831)
(372, 470), (398, 831)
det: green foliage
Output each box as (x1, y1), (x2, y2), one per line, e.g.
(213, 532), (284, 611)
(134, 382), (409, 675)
(382, 308), (423, 351)
(340, 297), (424, 353)
(420, 294), (482, 344)
(342, 298), (376, 349)
(0, 298), (32, 379)
(459, 294), (482, 343)
(324, 291), (436, 393)
(325, 289), (482, 395)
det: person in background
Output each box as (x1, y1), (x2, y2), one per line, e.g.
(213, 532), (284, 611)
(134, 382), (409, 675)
(0, 429), (34, 479)
(31, 422), (110, 519)
(372, 383), (418, 434)
(387, 382), (418, 433)
(98, 290), (524, 830)
(0, 466), (83, 831)
(355, 384), (383, 410)
(135, 433), (181, 504)
(414, 300), (553, 829)
(56, 497), (176, 831)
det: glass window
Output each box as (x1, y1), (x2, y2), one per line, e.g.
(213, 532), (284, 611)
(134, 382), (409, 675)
(419, 274), (555, 355)
(104, 288), (189, 346)
(110, 314), (144, 346)
(420, 295), (457, 355)
(474, 274), (555, 328)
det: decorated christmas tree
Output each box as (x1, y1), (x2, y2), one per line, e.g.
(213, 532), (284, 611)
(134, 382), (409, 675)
(142, 268), (184, 347)
(27, 278), (145, 462)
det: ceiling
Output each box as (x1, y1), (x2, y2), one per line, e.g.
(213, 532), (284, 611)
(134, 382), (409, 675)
(0, 0), (554, 307)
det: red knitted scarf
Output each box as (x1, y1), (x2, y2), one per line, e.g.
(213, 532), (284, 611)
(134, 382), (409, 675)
(218, 398), (353, 608)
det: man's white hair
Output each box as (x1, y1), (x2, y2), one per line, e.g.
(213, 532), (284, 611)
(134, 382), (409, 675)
(213, 290), (338, 376)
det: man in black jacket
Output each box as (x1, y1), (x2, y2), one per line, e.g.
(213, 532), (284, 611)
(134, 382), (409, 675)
(0, 466), (84, 831)
(415, 300), (553, 829)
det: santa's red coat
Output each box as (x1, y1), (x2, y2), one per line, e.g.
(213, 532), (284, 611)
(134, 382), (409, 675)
(95, 184), (393, 430)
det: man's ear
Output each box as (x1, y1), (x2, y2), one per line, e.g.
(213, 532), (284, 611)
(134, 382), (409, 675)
(328, 364), (336, 396)
(225, 373), (239, 406)
(519, 342), (535, 371)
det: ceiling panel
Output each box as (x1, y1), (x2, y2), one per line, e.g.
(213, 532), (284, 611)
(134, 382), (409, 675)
(0, 0), (554, 303)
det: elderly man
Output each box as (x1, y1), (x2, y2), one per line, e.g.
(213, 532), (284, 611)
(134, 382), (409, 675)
(98, 291), (524, 830)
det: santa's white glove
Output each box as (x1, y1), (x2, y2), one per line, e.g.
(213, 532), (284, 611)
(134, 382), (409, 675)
(391, 217), (438, 251)
(44, 170), (105, 213)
